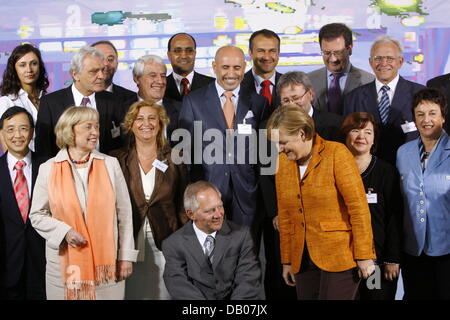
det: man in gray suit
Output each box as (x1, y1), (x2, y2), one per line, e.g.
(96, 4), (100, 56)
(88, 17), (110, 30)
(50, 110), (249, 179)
(308, 23), (374, 115)
(162, 181), (262, 300)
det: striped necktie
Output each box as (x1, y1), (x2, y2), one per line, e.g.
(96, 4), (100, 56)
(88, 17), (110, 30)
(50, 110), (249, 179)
(419, 140), (430, 172)
(204, 235), (215, 263)
(13, 160), (29, 223)
(378, 85), (390, 125)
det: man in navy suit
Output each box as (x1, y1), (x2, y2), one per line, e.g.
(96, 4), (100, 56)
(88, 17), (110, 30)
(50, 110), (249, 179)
(343, 35), (425, 164)
(165, 33), (215, 102)
(0, 107), (45, 300)
(178, 46), (266, 231)
(35, 46), (124, 160)
(241, 29), (282, 118)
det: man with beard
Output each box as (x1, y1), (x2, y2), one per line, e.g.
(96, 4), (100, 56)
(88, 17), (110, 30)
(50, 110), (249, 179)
(165, 33), (214, 102)
(242, 29), (282, 119)
(308, 23), (374, 115)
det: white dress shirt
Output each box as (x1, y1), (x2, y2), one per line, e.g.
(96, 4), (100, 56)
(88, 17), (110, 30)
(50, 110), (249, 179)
(252, 69), (276, 95)
(172, 71), (195, 94)
(71, 85), (97, 110)
(7, 151), (32, 197)
(375, 74), (400, 104)
(192, 222), (217, 255)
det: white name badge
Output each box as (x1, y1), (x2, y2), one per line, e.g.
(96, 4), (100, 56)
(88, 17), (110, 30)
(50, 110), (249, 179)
(238, 123), (252, 135)
(366, 193), (378, 204)
(401, 121), (417, 134)
(152, 159), (168, 173)
(111, 121), (120, 138)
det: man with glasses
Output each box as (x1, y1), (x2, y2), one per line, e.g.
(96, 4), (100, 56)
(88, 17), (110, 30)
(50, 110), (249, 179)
(343, 35), (425, 164)
(165, 33), (215, 102)
(308, 23), (374, 115)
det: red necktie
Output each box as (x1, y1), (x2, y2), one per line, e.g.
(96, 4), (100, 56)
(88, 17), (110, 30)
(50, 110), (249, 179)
(261, 80), (273, 106)
(181, 78), (190, 97)
(223, 91), (235, 129)
(13, 160), (29, 223)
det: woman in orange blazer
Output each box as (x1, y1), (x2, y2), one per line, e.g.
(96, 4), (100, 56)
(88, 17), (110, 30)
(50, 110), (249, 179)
(266, 105), (376, 300)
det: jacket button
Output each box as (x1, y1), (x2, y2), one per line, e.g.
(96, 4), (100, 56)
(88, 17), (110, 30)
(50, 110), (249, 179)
(297, 194), (301, 199)
(301, 222), (305, 227)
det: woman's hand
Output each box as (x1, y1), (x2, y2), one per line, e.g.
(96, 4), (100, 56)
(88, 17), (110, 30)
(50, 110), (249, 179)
(282, 264), (296, 287)
(357, 259), (376, 279)
(117, 261), (133, 281)
(384, 263), (400, 281)
(272, 216), (279, 231)
(65, 229), (87, 248)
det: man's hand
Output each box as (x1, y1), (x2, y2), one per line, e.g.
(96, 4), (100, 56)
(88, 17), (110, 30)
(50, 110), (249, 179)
(282, 264), (296, 287)
(272, 216), (279, 231)
(117, 261), (133, 281)
(384, 263), (400, 281)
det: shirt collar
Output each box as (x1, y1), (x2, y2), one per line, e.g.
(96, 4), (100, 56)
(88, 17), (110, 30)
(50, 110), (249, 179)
(215, 81), (240, 98)
(327, 63), (351, 79)
(375, 74), (400, 93)
(106, 84), (114, 92)
(7, 151), (32, 172)
(71, 85), (96, 105)
(192, 221), (217, 247)
(172, 71), (195, 85)
(252, 69), (276, 87)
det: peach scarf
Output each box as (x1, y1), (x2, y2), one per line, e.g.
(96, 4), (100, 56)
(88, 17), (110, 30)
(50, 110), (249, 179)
(48, 158), (116, 300)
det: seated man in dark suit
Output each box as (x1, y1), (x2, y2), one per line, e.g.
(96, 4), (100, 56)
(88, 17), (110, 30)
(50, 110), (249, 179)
(124, 54), (181, 143)
(35, 46), (124, 159)
(426, 73), (450, 133)
(165, 33), (215, 101)
(343, 35), (425, 164)
(0, 107), (45, 300)
(162, 181), (262, 300)
(91, 40), (136, 106)
(241, 29), (282, 118)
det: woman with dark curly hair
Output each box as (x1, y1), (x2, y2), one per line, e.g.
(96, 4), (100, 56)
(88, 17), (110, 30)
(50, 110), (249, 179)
(0, 43), (49, 153)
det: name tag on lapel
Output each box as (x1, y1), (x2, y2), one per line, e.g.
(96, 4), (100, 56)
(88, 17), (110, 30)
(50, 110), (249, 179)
(401, 121), (417, 133)
(152, 159), (168, 172)
(111, 121), (120, 138)
(366, 193), (378, 204)
(238, 123), (252, 135)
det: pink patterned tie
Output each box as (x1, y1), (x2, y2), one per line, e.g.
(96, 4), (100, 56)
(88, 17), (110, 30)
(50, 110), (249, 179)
(14, 160), (29, 223)
(81, 97), (90, 107)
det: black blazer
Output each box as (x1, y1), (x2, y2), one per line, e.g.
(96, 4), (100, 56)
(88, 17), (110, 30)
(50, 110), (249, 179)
(111, 84), (137, 118)
(312, 107), (343, 142)
(0, 152), (46, 299)
(241, 69), (283, 119)
(343, 77), (425, 164)
(122, 94), (182, 145)
(165, 71), (215, 102)
(426, 73), (450, 133)
(35, 86), (124, 160)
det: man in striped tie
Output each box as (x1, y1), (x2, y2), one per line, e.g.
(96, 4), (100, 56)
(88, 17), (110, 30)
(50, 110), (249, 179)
(0, 107), (46, 300)
(343, 35), (425, 164)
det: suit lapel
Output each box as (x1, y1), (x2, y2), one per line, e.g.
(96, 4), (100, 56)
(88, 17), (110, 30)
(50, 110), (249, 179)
(95, 93), (109, 147)
(211, 220), (232, 269)
(424, 134), (450, 177)
(235, 92), (251, 128)
(318, 68), (328, 110)
(302, 136), (324, 181)
(0, 154), (24, 225)
(362, 82), (381, 123)
(182, 222), (211, 268)
(148, 150), (168, 206)
(344, 65), (362, 94)
(125, 147), (148, 222)
(167, 74), (182, 101)
(205, 84), (228, 131)
(390, 77), (409, 123)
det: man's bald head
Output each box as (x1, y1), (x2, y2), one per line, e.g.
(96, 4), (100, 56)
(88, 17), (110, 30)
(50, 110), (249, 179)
(213, 46), (246, 91)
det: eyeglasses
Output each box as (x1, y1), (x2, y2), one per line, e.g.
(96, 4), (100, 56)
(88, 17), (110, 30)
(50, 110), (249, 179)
(371, 56), (398, 63)
(281, 89), (310, 104)
(320, 48), (348, 58)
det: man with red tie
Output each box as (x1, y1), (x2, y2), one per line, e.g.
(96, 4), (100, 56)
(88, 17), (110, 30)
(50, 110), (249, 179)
(165, 33), (215, 102)
(0, 107), (45, 299)
(242, 29), (283, 120)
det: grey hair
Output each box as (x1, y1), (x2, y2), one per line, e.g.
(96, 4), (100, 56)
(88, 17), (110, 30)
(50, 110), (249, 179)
(70, 46), (104, 74)
(370, 35), (403, 57)
(183, 181), (222, 213)
(276, 71), (313, 95)
(133, 54), (167, 77)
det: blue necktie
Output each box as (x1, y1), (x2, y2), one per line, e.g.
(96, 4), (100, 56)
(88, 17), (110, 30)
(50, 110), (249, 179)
(378, 86), (390, 125)
(327, 73), (343, 114)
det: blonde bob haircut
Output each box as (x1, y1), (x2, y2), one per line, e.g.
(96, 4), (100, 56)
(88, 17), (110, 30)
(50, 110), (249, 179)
(55, 106), (99, 150)
(123, 100), (169, 150)
(266, 104), (315, 141)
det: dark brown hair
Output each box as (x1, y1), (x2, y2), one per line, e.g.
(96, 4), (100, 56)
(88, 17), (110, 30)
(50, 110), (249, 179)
(340, 112), (379, 153)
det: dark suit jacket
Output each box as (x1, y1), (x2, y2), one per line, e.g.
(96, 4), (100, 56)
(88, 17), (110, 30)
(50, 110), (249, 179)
(165, 71), (215, 102)
(110, 145), (188, 250)
(343, 77), (425, 164)
(0, 152), (46, 299)
(162, 220), (261, 300)
(122, 94), (182, 145)
(241, 69), (282, 119)
(178, 82), (267, 226)
(35, 86), (124, 160)
(426, 73), (450, 133)
(111, 83), (137, 117)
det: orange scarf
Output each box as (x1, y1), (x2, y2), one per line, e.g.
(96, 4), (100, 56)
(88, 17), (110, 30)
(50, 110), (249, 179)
(48, 158), (116, 300)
